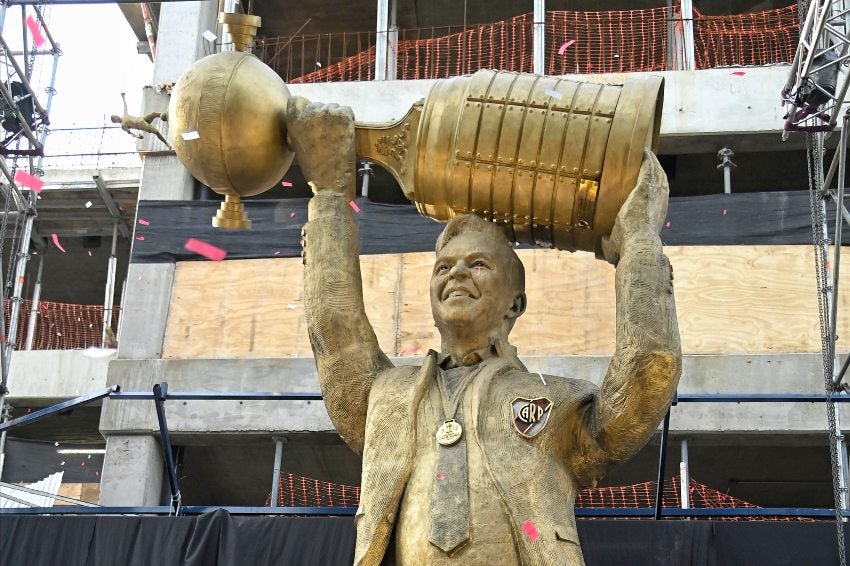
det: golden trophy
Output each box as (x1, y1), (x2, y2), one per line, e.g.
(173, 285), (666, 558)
(169, 12), (662, 254)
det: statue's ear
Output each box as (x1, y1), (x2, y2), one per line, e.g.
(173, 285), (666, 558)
(507, 292), (527, 320)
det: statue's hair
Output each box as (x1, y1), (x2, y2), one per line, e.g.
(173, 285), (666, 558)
(435, 214), (525, 293)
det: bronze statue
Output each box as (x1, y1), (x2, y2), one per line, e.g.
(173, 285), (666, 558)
(291, 96), (681, 565)
(111, 92), (170, 147)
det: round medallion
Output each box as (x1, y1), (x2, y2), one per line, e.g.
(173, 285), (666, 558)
(436, 420), (463, 446)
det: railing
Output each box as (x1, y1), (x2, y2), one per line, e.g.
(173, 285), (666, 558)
(260, 5), (800, 84)
(39, 126), (141, 170)
(0, 387), (847, 519)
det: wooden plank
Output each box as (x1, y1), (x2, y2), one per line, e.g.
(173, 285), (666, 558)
(163, 245), (834, 359)
(163, 256), (400, 359)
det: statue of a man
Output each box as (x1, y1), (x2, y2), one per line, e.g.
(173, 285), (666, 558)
(289, 96), (681, 566)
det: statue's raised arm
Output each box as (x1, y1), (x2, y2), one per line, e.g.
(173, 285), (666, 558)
(288, 97), (393, 455)
(569, 149), (682, 486)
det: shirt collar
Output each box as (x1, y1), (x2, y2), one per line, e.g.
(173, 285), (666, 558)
(437, 337), (524, 371)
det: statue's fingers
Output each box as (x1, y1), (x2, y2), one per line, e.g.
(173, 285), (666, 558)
(285, 96), (312, 125)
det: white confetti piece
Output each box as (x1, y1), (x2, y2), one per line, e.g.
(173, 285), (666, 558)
(182, 131), (200, 141)
(202, 30), (217, 42)
(544, 88), (563, 100)
(287, 304), (296, 310)
(85, 201), (92, 208)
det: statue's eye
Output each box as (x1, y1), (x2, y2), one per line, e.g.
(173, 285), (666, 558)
(471, 260), (486, 269)
(437, 264), (450, 273)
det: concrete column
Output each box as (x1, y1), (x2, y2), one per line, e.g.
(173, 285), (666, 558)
(98, 435), (164, 506)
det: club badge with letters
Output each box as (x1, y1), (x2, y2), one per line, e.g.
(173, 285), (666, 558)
(511, 397), (553, 438)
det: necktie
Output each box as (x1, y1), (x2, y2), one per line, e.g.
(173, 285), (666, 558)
(428, 405), (470, 553)
(428, 363), (483, 553)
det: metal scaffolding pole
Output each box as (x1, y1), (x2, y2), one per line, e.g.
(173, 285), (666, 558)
(374, 0), (389, 80)
(102, 223), (118, 347)
(23, 253), (41, 350)
(533, 0), (545, 75)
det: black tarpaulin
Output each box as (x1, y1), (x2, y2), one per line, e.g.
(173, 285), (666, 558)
(0, 512), (845, 566)
(131, 191), (837, 264)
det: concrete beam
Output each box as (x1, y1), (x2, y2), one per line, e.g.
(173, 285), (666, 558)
(287, 66), (801, 155)
(98, 353), (847, 439)
(5, 350), (114, 405)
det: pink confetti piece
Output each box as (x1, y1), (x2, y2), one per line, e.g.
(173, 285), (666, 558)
(349, 200), (361, 213)
(138, 218), (150, 226)
(273, 250), (281, 256)
(731, 71), (746, 76)
(87, 250), (92, 257)
(51, 233), (66, 253)
(17, 275), (23, 284)
(290, 212), (295, 218)
(475, 265), (481, 276)
(184, 238), (227, 261)
(558, 39), (575, 55)
(25, 15), (45, 48)
(135, 235), (145, 241)
(14, 169), (43, 193)
(436, 473), (445, 480)
(281, 181), (293, 187)
(722, 208), (727, 216)
(522, 520), (539, 542)
(665, 221), (671, 228)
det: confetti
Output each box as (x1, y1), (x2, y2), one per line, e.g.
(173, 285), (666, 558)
(731, 71), (746, 76)
(17, 275), (23, 284)
(202, 30), (217, 43)
(544, 88), (563, 100)
(184, 238), (227, 261)
(51, 233), (66, 253)
(135, 235), (145, 241)
(665, 221), (671, 228)
(522, 520), (539, 542)
(85, 201), (92, 208)
(60, 461), (65, 466)
(25, 15), (45, 48)
(14, 169), (43, 193)
(54, 442), (59, 447)
(349, 200), (361, 213)
(722, 208), (727, 216)
(138, 218), (150, 226)
(290, 212), (295, 218)
(273, 250), (281, 256)
(281, 181), (293, 187)
(558, 39), (575, 55)
(287, 304), (296, 310)
(436, 473), (445, 480)
(181, 130), (200, 141)
(87, 250), (92, 256)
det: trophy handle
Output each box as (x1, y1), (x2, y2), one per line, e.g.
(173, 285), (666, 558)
(353, 101), (423, 202)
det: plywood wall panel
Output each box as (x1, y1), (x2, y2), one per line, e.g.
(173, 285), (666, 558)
(162, 245), (834, 359)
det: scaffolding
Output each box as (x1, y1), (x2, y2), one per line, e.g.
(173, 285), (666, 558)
(0, 2), (58, 488)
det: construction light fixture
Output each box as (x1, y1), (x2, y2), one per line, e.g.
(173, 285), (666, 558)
(56, 448), (106, 455)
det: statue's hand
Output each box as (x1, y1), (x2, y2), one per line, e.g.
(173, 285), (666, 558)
(602, 149), (669, 265)
(285, 96), (356, 200)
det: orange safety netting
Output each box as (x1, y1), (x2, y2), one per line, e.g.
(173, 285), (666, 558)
(262, 4), (800, 84)
(693, 4), (800, 69)
(3, 298), (119, 350)
(267, 473), (813, 521)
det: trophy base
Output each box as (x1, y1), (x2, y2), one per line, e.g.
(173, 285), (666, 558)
(213, 194), (252, 230)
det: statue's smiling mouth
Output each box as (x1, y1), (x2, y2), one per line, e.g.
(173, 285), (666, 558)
(443, 286), (477, 300)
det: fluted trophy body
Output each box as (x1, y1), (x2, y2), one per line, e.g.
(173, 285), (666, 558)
(412, 70), (663, 254)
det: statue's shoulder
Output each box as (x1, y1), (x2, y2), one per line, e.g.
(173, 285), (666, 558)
(372, 362), (422, 391)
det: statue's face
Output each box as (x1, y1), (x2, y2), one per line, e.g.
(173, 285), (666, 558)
(430, 231), (520, 339)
